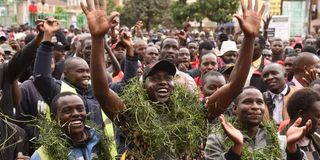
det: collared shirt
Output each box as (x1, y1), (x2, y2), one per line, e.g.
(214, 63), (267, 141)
(270, 85), (288, 124)
(245, 56), (262, 87)
(291, 76), (304, 89)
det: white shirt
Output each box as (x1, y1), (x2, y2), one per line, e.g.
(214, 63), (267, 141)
(270, 85), (288, 124)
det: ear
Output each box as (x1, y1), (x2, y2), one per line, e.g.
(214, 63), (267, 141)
(231, 102), (237, 114)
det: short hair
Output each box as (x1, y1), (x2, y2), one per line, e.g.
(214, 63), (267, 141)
(160, 37), (178, 50)
(287, 88), (320, 119)
(286, 52), (298, 58)
(233, 86), (260, 105)
(64, 57), (86, 72)
(202, 70), (224, 85)
(301, 46), (317, 54)
(79, 35), (92, 50)
(187, 41), (198, 47)
(199, 52), (217, 64)
(50, 92), (80, 117)
(198, 41), (214, 56)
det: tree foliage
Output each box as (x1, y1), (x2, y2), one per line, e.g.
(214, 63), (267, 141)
(120, 0), (171, 31)
(170, 0), (240, 25)
(198, 0), (240, 23)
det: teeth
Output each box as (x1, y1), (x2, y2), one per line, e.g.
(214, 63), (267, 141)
(158, 89), (168, 93)
(83, 80), (89, 85)
(71, 120), (82, 125)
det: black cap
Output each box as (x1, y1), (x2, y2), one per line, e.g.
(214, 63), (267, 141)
(143, 60), (176, 80)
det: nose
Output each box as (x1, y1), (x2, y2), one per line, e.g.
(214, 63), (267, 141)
(208, 64), (214, 70)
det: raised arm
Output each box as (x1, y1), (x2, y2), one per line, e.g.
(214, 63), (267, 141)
(206, 0), (265, 117)
(6, 22), (44, 83)
(81, 0), (125, 120)
(33, 18), (61, 104)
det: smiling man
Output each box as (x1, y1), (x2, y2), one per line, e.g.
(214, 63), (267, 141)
(205, 87), (309, 160)
(31, 92), (109, 160)
(261, 63), (296, 124)
(85, 0), (266, 158)
(33, 20), (104, 126)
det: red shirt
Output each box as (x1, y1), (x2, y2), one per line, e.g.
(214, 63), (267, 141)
(28, 5), (37, 14)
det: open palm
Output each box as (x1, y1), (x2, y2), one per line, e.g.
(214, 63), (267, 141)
(81, 0), (119, 36)
(220, 115), (244, 145)
(287, 118), (312, 146)
(235, 0), (265, 37)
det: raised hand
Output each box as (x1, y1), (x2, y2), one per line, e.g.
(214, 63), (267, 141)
(263, 14), (272, 30)
(286, 117), (312, 153)
(302, 67), (319, 86)
(120, 30), (134, 56)
(220, 115), (243, 145)
(41, 18), (60, 41)
(235, 0), (265, 37)
(81, 0), (119, 37)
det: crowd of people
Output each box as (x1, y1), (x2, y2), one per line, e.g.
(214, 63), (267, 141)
(0, 0), (319, 159)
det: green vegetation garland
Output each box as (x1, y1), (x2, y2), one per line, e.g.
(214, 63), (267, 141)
(211, 117), (281, 160)
(36, 118), (112, 160)
(117, 79), (207, 159)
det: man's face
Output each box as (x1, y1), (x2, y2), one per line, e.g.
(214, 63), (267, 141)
(56, 95), (86, 136)
(284, 56), (296, 76)
(144, 47), (159, 65)
(187, 42), (198, 57)
(112, 45), (126, 62)
(82, 39), (92, 64)
(65, 59), (90, 90)
(271, 40), (284, 55)
(253, 37), (262, 59)
(160, 38), (179, 64)
(54, 50), (65, 62)
(200, 53), (218, 75)
(262, 64), (286, 94)
(177, 48), (190, 65)
(202, 75), (226, 97)
(222, 51), (237, 64)
(134, 43), (147, 59)
(18, 38), (25, 48)
(144, 70), (174, 103)
(305, 39), (314, 47)
(235, 88), (265, 127)
(262, 49), (272, 61)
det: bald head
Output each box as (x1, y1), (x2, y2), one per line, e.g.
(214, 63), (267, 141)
(263, 63), (286, 74)
(64, 57), (89, 72)
(293, 52), (320, 74)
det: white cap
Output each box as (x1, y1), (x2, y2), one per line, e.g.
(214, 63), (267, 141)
(217, 40), (238, 56)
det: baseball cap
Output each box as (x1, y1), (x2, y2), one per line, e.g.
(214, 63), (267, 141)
(143, 60), (176, 81)
(217, 40), (238, 56)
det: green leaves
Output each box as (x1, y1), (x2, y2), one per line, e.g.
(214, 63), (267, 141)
(118, 79), (207, 159)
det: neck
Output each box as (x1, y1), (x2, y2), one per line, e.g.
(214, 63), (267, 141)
(271, 84), (286, 94)
(69, 130), (87, 142)
(243, 124), (259, 138)
(272, 54), (283, 62)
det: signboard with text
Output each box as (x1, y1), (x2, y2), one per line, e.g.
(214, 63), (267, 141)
(268, 15), (290, 40)
(282, 1), (307, 37)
